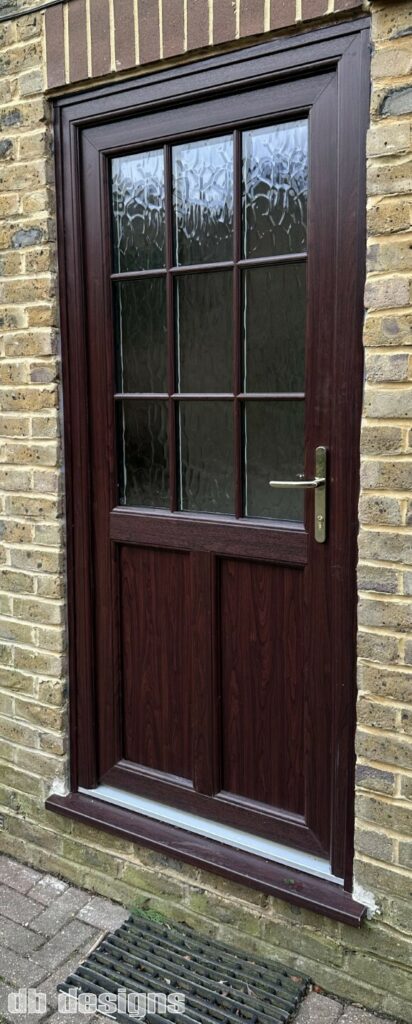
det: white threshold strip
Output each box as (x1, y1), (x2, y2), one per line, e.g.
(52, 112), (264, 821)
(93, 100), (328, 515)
(79, 784), (343, 886)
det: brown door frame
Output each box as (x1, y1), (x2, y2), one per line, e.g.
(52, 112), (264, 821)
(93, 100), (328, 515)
(49, 16), (370, 920)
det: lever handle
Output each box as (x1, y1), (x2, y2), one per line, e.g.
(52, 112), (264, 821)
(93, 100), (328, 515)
(269, 477), (325, 489)
(268, 446), (327, 543)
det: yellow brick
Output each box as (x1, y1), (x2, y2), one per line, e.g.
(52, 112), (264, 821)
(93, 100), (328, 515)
(4, 493), (60, 518)
(13, 596), (64, 625)
(13, 645), (65, 677)
(2, 40), (42, 76)
(31, 413), (60, 438)
(368, 237), (412, 273)
(0, 386), (58, 412)
(0, 251), (24, 275)
(21, 189), (54, 215)
(34, 523), (63, 546)
(39, 731), (67, 756)
(368, 198), (412, 235)
(1, 161), (48, 193)
(0, 193), (19, 217)
(371, 46), (412, 80)
(27, 303), (57, 327)
(36, 574), (65, 599)
(10, 546), (63, 574)
(0, 275), (55, 304)
(1, 441), (59, 466)
(15, 14), (42, 42)
(35, 624), (66, 653)
(0, 362), (29, 385)
(0, 468), (32, 491)
(367, 122), (412, 159)
(1, 521), (34, 544)
(24, 248), (55, 274)
(372, 4), (412, 44)
(0, 22), (17, 48)
(18, 131), (49, 162)
(0, 616), (36, 644)
(368, 158), (412, 197)
(0, 568), (35, 594)
(363, 312), (412, 347)
(14, 697), (64, 731)
(0, 414), (30, 437)
(4, 330), (56, 357)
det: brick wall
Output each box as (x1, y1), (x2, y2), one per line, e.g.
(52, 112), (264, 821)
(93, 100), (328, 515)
(354, 0), (412, 952)
(0, 1), (411, 1021)
(44, 0), (365, 91)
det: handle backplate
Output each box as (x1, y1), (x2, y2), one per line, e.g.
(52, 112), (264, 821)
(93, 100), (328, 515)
(314, 446), (327, 543)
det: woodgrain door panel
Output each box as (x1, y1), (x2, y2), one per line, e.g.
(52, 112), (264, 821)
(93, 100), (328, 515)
(120, 546), (192, 778)
(220, 560), (304, 814)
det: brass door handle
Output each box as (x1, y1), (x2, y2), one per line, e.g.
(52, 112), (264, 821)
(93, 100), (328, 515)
(268, 446), (327, 543)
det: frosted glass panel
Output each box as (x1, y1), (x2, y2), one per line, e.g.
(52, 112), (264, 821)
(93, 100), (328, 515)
(173, 136), (233, 265)
(243, 121), (308, 258)
(179, 401), (234, 514)
(115, 279), (167, 393)
(118, 401), (169, 508)
(112, 150), (165, 272)
(245, 402), (304, 521)
(176, 272), (232, 392)
(243, 264), (306, 393)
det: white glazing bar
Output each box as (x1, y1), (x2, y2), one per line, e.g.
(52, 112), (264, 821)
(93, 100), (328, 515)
(79, 784), (343, 886)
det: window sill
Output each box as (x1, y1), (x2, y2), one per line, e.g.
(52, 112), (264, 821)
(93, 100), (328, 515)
(46, 792), (366, 927)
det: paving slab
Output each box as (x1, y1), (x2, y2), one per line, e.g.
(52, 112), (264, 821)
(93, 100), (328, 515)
(0, 982), (49, 1024)
(39, 934), (106, 1011)
(0, 914), (44, 956)
(340, 1011), (395, 1024)
(27, 874), (68, 906)
(46, 1015), (99, 1023)
(31, 887), (91, 937)
(0, 857), (41, 895)
(0, 885), (42, 926)
(0, 947), (47, 988)
(30, 919), (100, 970)
(77, 894), (129, 931)
(295, 991), (344, 1023)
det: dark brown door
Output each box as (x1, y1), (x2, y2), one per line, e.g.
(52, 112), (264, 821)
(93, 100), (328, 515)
(61, 26), (367, 888)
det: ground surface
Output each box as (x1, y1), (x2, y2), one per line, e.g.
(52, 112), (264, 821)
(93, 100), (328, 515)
(0, 856), (400, 1024)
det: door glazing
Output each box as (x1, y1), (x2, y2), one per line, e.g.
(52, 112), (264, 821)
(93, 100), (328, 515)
(112, 120), (308, 522)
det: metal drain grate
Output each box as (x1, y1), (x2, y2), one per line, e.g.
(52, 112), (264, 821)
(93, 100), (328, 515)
(58, 912), (308, 1023)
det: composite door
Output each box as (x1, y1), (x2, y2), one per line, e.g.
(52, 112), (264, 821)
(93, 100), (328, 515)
(71, 36), (366, 889)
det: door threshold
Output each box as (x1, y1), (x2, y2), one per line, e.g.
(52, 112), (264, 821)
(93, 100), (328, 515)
(46, 790), (366, 926)
(80, 784), (342, 886)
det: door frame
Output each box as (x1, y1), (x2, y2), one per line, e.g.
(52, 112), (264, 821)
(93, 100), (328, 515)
(48, 16), (370, 924)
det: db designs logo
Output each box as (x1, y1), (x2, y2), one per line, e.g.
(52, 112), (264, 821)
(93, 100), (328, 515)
(8, 987), (186, 1018)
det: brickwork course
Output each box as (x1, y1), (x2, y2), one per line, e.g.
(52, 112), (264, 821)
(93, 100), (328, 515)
(0, 0), (411, 1020)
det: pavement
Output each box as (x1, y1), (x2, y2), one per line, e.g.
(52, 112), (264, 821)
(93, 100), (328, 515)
(0, 855), (400, 1024)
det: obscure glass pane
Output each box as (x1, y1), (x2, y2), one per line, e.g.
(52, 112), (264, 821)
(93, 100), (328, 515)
(243, 264), (306, 393)
(243, 120), (308, 258)
(115, 279), (167, 393)
(112, 151), (165, 272)
(118, 401), (169, 508)
(176, 272), (232, 392)
(173, 136), (233, 265)
(179, 401), (234, 514)
(245, 401), (304, 521)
